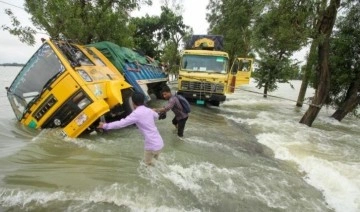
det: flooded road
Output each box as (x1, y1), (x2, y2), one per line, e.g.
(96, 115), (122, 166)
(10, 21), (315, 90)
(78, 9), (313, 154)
(0, 67), (359, 211)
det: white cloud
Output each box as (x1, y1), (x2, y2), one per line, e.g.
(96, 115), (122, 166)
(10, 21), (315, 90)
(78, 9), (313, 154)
(182, 0), (209, 34)
(0, 0), (209, 63)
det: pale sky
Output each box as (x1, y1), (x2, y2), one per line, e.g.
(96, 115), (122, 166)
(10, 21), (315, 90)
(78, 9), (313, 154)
(0, 0), (209, 63)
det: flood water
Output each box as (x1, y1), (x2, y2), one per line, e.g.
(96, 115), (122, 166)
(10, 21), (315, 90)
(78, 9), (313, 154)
(0, 66), (359, 212)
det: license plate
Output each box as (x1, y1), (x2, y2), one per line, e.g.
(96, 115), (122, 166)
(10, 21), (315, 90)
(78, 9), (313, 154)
(196, 100), (205, 105)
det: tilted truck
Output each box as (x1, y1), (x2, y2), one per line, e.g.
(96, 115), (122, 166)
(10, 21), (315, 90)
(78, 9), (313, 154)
(6, 38), (134, 138)
(88, 42), (168, 101)
(177, 35), (253, 106)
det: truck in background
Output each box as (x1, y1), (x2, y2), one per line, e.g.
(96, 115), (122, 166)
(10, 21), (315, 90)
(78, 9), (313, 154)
(177, 35), (253, 106)
(6, 38), (133, 138)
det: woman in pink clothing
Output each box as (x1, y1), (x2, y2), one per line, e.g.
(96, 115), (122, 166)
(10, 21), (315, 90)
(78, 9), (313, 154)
(98, 92), (164, 166)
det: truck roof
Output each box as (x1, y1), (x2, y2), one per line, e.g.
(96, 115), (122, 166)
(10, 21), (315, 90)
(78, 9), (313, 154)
(181, 49), (229, 57)
(185, 35), (224, 51)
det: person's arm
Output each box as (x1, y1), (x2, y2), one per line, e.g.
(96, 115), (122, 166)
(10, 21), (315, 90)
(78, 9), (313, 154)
(152, 109), (159, 120)
(99, 111), (138, 130)
(156, 97), (175, 113)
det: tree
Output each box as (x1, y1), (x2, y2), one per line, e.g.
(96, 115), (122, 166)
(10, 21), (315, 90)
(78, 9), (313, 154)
(1, 9), (37, 46)
(2, 0), (151, 46)
(130, 14), (163, 58)
(296, 40), (318, 106)
(328, 3), (360, 121)
(158, 6), (190, 73)
(130, 5), (190, 61)
(299, 0), (341, 126)
(296, 0), (329, 107)
(252, 0), (313, 97)
(206, 0), (258, 60)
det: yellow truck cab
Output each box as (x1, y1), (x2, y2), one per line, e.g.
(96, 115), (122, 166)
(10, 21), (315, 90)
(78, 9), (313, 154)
(177, 35), (253, 106)
(6, 39), (133, 138)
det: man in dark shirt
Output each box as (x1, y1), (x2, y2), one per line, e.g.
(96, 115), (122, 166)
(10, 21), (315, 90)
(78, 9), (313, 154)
(155, 86), (189, 137)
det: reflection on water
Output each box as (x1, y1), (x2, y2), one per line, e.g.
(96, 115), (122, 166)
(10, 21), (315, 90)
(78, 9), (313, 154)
(0, 67), (359, 211)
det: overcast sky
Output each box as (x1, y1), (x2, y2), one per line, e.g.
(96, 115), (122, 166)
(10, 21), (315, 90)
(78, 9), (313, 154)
(0, 0), (209, 64)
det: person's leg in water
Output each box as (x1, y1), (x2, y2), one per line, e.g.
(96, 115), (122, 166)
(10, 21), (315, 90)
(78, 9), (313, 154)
(144, 151), (154, 166)
(172, 117), (178, 129)
(177, 117), (188, 137)
(144, 150), (162, 166)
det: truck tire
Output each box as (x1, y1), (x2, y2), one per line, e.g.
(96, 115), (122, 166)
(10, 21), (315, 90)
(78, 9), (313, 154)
(123, 95), (135, 116)
(209, 100), (220, 107)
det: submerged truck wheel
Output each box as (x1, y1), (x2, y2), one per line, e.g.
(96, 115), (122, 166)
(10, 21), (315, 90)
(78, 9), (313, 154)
(120, 88), (135, 117)
(123, 95), (135, 116)
(209, 100), (220, 107)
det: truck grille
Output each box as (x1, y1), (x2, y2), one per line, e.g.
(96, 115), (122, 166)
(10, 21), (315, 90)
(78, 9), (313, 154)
(33, 94), (58, 121)
(41, 90), (91, 128)
(181, 81), (224, 93)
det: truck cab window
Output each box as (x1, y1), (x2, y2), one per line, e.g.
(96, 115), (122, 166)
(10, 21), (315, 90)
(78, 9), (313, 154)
(7, 43), (65, 119)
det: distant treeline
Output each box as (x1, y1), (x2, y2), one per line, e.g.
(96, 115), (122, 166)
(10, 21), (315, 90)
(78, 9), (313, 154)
(0, 63), (24, 67)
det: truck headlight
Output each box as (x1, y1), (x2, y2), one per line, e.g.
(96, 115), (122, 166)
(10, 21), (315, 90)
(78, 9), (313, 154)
(77, 69), (92, 82)
(77, 98), (91, 110)
(73, 91), (92, 110)
(75, 113), (88, 126)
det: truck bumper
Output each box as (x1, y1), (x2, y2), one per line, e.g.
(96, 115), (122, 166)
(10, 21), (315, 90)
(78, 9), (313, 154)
(177, 91), (226, 102)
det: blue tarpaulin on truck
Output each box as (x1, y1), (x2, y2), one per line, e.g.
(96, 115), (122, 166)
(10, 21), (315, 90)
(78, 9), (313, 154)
(88, 41), (167, 99)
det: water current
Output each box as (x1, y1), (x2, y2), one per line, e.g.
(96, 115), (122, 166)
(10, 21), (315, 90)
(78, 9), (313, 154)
(0, 66), (359, 211)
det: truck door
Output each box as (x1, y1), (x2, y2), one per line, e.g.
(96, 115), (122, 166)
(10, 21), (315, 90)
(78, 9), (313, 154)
(228, 58), (253, 92)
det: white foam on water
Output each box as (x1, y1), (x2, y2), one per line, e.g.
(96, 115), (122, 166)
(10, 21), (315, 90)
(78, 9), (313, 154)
(255, 128), (360, 212)
(32, 128), (123, 153)
(0, 185), (200, 212)
(137, 154), (242, 206)
(221, 97), (360, 212)
(184, 136), (243, 158)
(0, 189), (67, 208)
(136, 152), (300, 210)
(162, 162), (238, 203)
(224, 111), (292, 133)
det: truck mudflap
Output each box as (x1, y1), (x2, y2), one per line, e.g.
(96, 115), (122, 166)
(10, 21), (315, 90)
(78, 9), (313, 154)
(177, 91), (226, 103)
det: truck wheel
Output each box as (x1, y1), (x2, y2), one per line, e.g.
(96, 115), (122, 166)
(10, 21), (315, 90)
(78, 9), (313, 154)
(209, 100), (220, 107)
(123, 95), (135, 116)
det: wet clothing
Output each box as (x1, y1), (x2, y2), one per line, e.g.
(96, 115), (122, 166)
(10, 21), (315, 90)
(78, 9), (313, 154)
(103, 105), (164, 151)
(172, 116), (188, 137)
(144, 149), (161, 165)
(163, 95), (189, 137)
(163, 96), (188, 120)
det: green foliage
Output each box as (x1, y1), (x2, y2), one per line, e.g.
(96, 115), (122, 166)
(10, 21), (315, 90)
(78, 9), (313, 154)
(23, 0), (145, 45)
(1, 9), (36, 46)
(254, 52), (297, 91)
(206, 0), (260, 60)
(131, 6), (191, 67)
(3, 0), (189, 75)
(328, 2), (360, 113)
(252, 0), (314, 92)
(130, 14), (162, 58)
(161, 41), (179, 74)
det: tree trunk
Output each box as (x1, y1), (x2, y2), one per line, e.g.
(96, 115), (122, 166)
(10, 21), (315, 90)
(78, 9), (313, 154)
(331, 77), (360, 121)
(300, 0), (340, 127)
(296, 41), (317, 107)
(263, 82), (268, 98)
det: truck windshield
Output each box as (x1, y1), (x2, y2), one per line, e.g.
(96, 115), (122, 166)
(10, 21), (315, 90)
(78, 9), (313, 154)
(7, 43), (65, 120)
(182, 55), (228, 73)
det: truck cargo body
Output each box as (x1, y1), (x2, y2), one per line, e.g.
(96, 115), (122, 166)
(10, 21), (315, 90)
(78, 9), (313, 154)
(88, 42), (168, 101)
